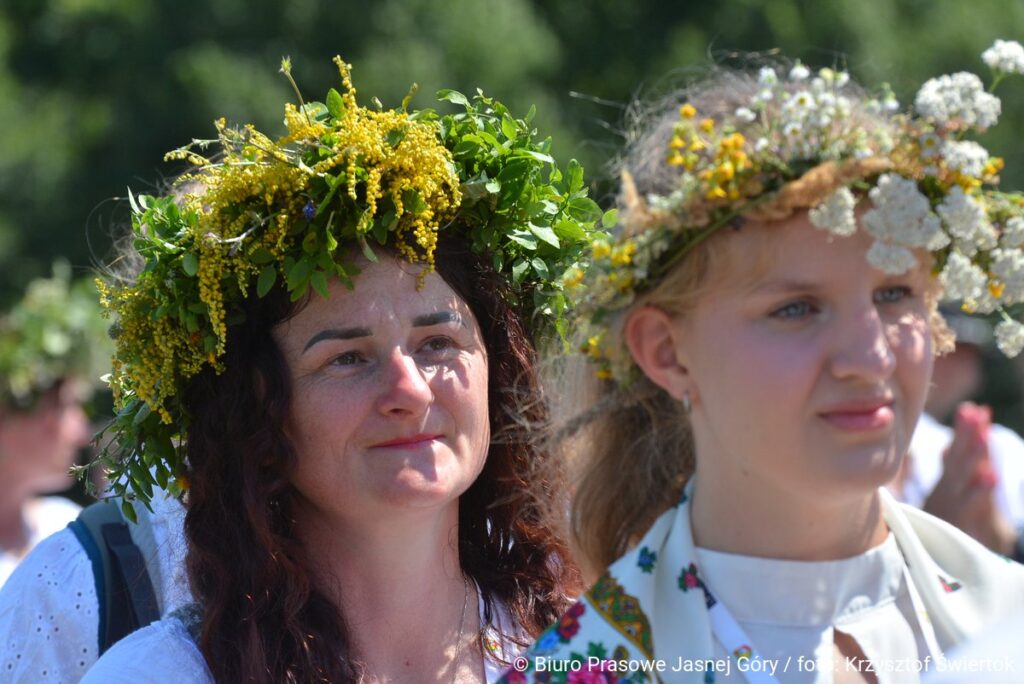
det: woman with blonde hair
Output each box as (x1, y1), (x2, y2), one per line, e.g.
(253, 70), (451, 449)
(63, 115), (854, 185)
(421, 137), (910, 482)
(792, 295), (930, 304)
(507, 44), (1024, 683)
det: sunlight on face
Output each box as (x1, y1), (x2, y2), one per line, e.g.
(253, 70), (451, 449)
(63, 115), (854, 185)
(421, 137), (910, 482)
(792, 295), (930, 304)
(675, 211), (934, 507)
(271, 256), (490, 531)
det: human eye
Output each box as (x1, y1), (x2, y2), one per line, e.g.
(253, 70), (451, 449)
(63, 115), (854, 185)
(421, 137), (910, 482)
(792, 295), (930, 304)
(328, 350), (366, 367)
(769, 299), (817, 320)
(874, 285), (913, 304)
(419, 336), (458, 357)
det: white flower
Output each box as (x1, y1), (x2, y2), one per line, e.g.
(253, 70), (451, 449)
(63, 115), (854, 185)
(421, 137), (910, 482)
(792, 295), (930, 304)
(883, 93), (900, 112)
(937, 186), (997, 251)
(919, 133), (942, 159)
(783, 121), (803, 138)
(758, 67), (778, 87)
(863, 173), (947, 249)
(982, 39), (1024, 75)
(835, 71), (850, 88)
(789, 62), (811, 81)
(809, 187), (857, 236)
(914, 72), (1001, 129)
(995, 319), (1024, 357)
(867, 241), (917, 274)
(754, 137), (771, 152)
(785, 90), (816, 112)
(940, 251), (988, 301)
(941, 140), (989, 178)
(734, 107), (757, 123)
(1001, 216), (1024, 248)
(990, 248), (1024, 302)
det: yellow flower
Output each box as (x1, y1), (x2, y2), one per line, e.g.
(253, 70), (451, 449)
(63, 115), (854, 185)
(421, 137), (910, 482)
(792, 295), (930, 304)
(699, 118), (715, 134)
(592, 241), (612, 260)
(563, 268), (585, 288)
(989, 281), (1006, 299)
(680, 104), (697, 119)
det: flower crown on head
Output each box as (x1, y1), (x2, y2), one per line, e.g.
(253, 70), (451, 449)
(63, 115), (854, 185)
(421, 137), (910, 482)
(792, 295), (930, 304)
(0, 261), (110, 410)
(96, 57), (600, 515)
(574, 40), (1024, 382)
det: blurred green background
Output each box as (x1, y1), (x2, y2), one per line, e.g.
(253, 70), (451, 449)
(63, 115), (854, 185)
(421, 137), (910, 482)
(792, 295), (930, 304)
(2, 0), (1024, 430)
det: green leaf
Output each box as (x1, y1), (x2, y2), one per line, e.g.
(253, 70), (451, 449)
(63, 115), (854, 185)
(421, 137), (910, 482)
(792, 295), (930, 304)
(437, 89), (470, 107)
(386, 128), (407, 148)
(568, 196), (603, 222)
(511, 258), (529, 282)
(287, 258), (313, 291)
(566, 160), (585, 194)
(250, 247), (275, 265)
(132, 402), (152, 427)
(181, 253), (199, 277)
(485, 179), (501, 193)
(302, 231), (319, 255)
(554, 219), (588, 242)
(602, 208), (619, 228)
(257, 265), (277, 297)
(507, 231), (538, 250)
(500, 115), (519, 141)
(529, 223), (561, 248)
(326, 88), (345, 119)
(531, 257), (550, 279)
(310, 270), (330, 299)
(121, 500), (138, 524)
(358, 236), (379, 263)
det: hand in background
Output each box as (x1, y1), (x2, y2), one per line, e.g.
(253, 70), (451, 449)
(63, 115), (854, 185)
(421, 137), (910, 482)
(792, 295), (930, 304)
(924, 402), (1018, 556)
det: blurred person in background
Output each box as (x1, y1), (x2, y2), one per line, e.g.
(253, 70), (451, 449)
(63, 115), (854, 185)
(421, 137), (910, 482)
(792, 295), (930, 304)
(891, 307), (1024, 560)
(0, 262), (109, 583)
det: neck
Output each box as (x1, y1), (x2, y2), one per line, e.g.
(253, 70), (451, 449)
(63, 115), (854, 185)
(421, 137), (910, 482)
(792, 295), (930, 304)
(0, 481), (31, 552)
(295, 501), (480, 682)
(690, 466), (889, 561)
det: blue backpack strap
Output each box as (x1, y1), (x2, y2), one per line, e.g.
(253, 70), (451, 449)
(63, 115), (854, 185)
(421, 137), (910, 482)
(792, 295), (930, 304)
(67, 501), (122, 655)
(66, 500), (160, 655)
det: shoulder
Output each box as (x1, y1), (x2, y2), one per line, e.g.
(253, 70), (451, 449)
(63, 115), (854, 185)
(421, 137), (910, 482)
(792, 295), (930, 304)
(884, 493), (1024, 641)
(81, 617), (211, 684)
(0, 527), (100, 680)
(500, 593), (651, 682)
(25, 496), (81, 541)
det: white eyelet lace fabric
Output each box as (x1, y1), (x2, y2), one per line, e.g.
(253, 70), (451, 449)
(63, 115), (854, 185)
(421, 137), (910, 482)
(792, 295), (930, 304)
(0, 527), (98, 681)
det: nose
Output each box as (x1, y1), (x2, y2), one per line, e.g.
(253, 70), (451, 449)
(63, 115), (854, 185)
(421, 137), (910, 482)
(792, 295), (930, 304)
(829, 302), (897, 383)
(376, 349), (433, 416)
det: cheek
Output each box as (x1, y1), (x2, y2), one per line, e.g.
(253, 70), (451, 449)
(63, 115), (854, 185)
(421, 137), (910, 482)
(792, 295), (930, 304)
(893, 319), (934, 408)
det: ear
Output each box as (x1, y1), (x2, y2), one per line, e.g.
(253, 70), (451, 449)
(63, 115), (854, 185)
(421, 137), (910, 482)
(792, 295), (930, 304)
(623, 306), (691, 402)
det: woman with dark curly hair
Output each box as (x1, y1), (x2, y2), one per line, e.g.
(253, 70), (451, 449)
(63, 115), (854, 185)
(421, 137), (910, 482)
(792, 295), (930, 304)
(81, 57), (591, 683)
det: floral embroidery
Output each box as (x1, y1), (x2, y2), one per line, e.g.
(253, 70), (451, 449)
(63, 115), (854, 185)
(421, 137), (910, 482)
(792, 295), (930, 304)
(586, 573), (655, 658)
(636, 547), (657, 574)
(678, 562), (717, 609)
(558, 603), (586, 641)
(732, 645), (752, 662)
(939, 575), (963, 593)
(679, 563), (702, 591)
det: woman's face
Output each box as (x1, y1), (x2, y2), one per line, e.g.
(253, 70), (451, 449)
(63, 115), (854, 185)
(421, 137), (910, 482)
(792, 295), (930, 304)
(635, 212), (934, 506)
(272, 256), (490, 527)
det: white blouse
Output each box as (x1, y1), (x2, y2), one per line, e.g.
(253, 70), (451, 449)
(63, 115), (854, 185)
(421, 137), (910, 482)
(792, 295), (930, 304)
(696, 533), (932, 682)
(82, 595), (524, 683)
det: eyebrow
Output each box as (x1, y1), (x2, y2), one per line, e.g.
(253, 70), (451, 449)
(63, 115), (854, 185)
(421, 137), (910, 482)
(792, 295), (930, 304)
(303, 327), (372, 352)
(748, 279), (821, 295)
(301, 311), (463, 352)
(412, 311), (463, 328)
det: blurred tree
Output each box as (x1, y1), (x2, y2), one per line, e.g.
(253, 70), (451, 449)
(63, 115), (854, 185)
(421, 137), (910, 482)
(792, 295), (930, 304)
(2, 0), (1023, 318)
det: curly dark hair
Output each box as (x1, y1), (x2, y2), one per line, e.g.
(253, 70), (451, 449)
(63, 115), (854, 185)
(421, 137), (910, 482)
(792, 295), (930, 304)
(182, 234), (579, 682)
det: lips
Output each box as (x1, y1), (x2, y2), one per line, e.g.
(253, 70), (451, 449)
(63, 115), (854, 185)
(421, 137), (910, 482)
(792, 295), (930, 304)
(370, 433), (445, 449)
(818, 398), (895, 432)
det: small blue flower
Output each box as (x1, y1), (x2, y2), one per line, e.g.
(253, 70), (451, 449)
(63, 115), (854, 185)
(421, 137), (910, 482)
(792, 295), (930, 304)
(535, 628), (561, 654)
(637, 546), (657, 573)
(303, 200), (316, 221)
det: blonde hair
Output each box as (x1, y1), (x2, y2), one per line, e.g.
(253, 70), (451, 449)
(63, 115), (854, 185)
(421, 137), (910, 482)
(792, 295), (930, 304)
(540, 61), (954, 579)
